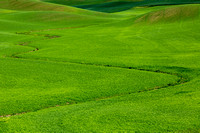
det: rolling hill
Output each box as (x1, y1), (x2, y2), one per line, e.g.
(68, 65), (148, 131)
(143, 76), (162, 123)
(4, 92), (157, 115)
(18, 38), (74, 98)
(40, 0), (200, 12)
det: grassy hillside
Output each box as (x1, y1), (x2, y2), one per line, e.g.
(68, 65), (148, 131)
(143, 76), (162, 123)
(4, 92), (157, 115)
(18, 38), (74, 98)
(16, 4), (200, 68)
(41, 0), (200, 6)
(40, 0), (140, 6)
(0, 11), (116, 32)
(135, 4), (200, 23)
(0, 0), (78, 11)
(0, 1), (200, 132)
(0, 0), (120, 32)
(0, 0), (109, 16)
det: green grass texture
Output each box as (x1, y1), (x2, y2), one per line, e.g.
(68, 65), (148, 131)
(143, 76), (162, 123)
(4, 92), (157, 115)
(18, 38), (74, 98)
(0, 0), (200, 132)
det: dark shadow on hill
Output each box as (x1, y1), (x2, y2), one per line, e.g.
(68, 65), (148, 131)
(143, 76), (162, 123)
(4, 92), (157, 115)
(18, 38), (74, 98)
(75, 0), (200, 13)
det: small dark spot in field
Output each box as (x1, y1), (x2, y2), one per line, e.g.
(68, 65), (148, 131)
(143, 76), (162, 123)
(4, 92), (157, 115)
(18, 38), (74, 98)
(154, 70), (161, 72)
(18, 42), (29, 45)
(12, 56), (19, 58)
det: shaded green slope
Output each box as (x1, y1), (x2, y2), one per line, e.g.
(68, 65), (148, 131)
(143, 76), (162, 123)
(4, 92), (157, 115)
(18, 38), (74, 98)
(74, 0), (200, 12)
(128, 4), (200, 24)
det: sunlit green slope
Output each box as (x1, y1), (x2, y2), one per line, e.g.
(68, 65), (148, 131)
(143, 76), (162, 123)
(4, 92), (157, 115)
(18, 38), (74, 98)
(17, 4), (200, 68)
(0, 0), (108, 16)
(40, 0), (140, 6)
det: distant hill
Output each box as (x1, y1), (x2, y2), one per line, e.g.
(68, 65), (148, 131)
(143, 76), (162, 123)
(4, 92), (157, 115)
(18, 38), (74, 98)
(40, 0), (200, 12)
(40, 0), (141, 6)
(0, 0), (106, 16)
(134, 4), (200, 23)
(76, 0), (200, 12)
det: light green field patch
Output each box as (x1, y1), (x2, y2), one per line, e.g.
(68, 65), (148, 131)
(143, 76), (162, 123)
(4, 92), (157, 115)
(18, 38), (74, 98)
(0, 9), (15, 14)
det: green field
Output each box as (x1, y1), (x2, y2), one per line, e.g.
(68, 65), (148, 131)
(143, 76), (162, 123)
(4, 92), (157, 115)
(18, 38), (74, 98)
(0, 0), (200, 132)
